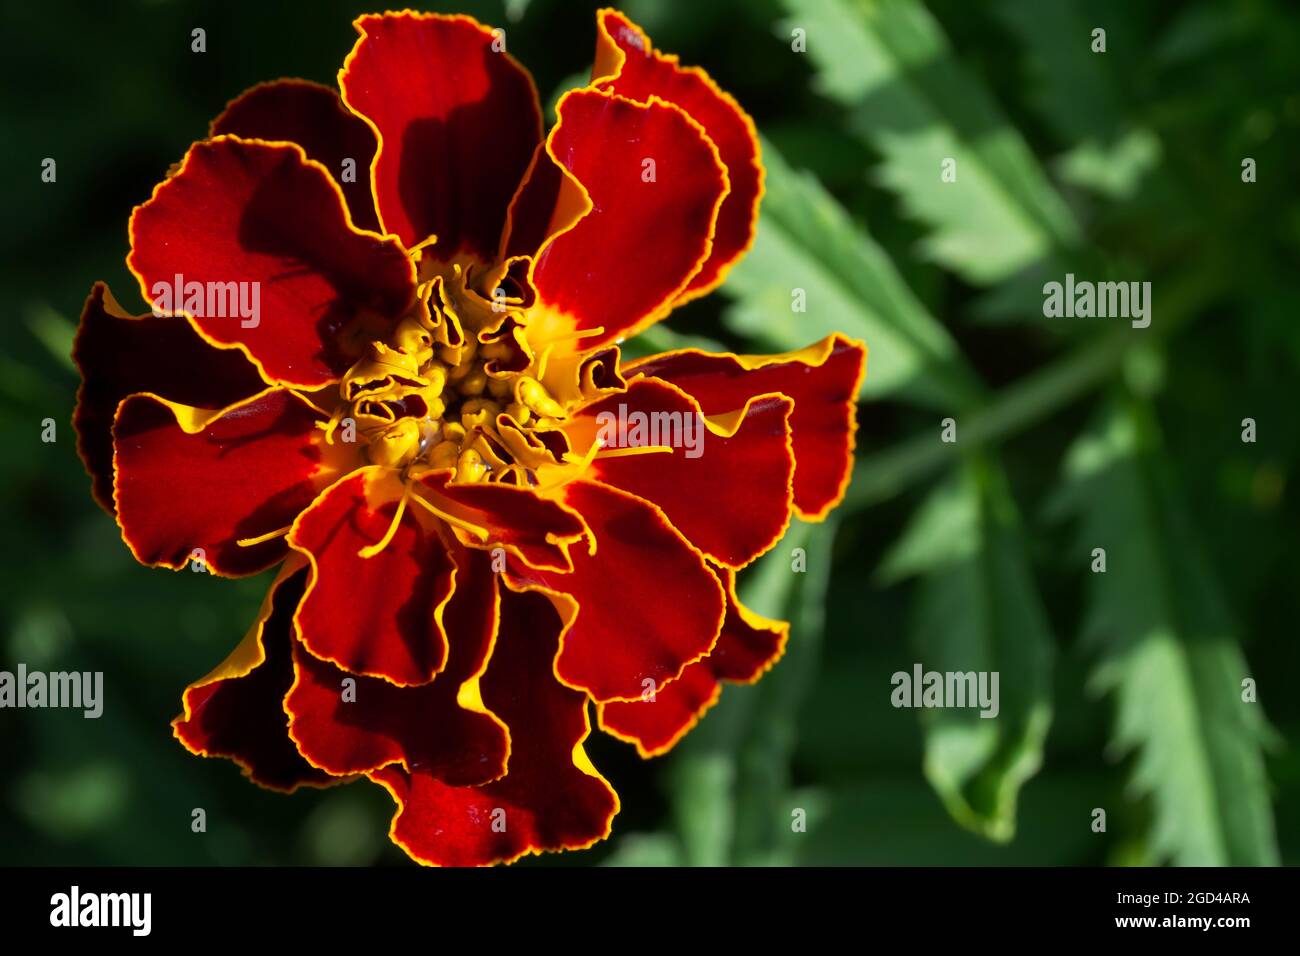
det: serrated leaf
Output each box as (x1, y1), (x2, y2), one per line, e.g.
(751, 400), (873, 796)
(881, 455), (1054, 841)
(993, 0), (1161, 202)
(1053, 394), (1279, 865)
(721, 139), (972, 408)
(780, 0), (1079, 284)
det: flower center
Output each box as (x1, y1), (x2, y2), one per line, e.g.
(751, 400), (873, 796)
(323, 258), (575, 487)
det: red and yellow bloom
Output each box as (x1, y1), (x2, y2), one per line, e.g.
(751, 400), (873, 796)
(73, 8), (865, 865)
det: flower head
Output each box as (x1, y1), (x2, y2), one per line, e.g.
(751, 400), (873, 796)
(73, 8), (866, 865)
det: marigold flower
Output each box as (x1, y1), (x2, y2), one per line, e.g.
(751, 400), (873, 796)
(73, 8), (866, 866)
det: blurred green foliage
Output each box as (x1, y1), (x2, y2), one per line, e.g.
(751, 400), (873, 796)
(1, 0), (1297, 866)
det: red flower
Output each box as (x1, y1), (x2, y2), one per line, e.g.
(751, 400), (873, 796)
(73, 8), (866, 866)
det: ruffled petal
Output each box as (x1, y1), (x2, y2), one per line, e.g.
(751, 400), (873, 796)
(572, 376), (794, 569)
(73, 281), (266, 513)
(339, 11), (542, 259)
(593, 9), (762, 304)
(597, 661), (720, 758)
(528, 88), (728, 349)
(287, 467), (453, 685)
(112, 388), (352, 576)
(598, 565), (788, 756)
(710, 565), (791, 683)
(286, 542), (506, 783)
(629, 335), (866, 520)
(127, 136), (417, 388)
(172, 562), (340, 792)
(370, 587), (617, 866)
(210, 78), (382, 232)
(414, 471), (587, 573)
(499, 142), (588, 261)
(506, 479), (725, 702)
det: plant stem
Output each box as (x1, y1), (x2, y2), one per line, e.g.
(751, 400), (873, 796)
(844, 262), (1226, 511)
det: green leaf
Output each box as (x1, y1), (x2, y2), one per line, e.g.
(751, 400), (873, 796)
(731, 517), (839, 866)
(1053, 394), (1279, 865)
(24, 300), (77, 373)
(779, 0), (1079, 284)
(880, 455), (1054, 841)
(620, 322), (727, 364)
(665, 520), (837, 865)
(503, 0), (532, 23)
(721, 139), (974, 408)
(992, 0), (1161, 201)
(1053, 127), (1163, 202)
(793, 773), (1109, 865)
(600, 833), (683, 867)
(993, 0), (1131, 146)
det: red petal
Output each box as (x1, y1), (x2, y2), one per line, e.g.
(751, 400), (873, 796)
(73, 282), (266, 513)
(128, 136), (416, 388)
(529, 88), (727, 348)
(210, 79), (382, 232)
(598, 565), (788, 757)
(370, 587), (617, 866)
(574, 376), (794, 568)
(286, 542), (506, 784)
(499, 142), (589, 261)
(506, 479), (725, 702)
(173, 563), (339, 792)
(113, 389), (349, 576)
(597, 662), (720, 758)
(594, 10), (762, 304)
(414, 471), (587, 573)
(710, 565), (790, 683)
(339, 12), (542, 259)
(630, 335), (866, 520)
(287, 467), (453, 685)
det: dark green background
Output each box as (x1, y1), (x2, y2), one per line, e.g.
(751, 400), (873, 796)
(2, 0), (1297, 866)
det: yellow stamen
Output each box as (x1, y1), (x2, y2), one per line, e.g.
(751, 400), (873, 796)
(550, 326), (606, 343)
(407, 490), (491, 542)
(536, 326), (607, 379)
(236, 525), (294, 548)
(287, 389), (332, 417)
(422, 363), (449, 396)
(533, 435), (605, 495)
(594, 444), (675, 459)
(517, 375), (566, 419)
(368, 419), (421, 468)
(460, 367), (488, 396)
(455, 447), (489, 483)
(357, 489), (409, 559)
(429, 439), (460, 470)
(460, 397), (501, 419)
(318, 404), (348, 445)
(391, 315), (434, 355)
(535, 343), (553, 382)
